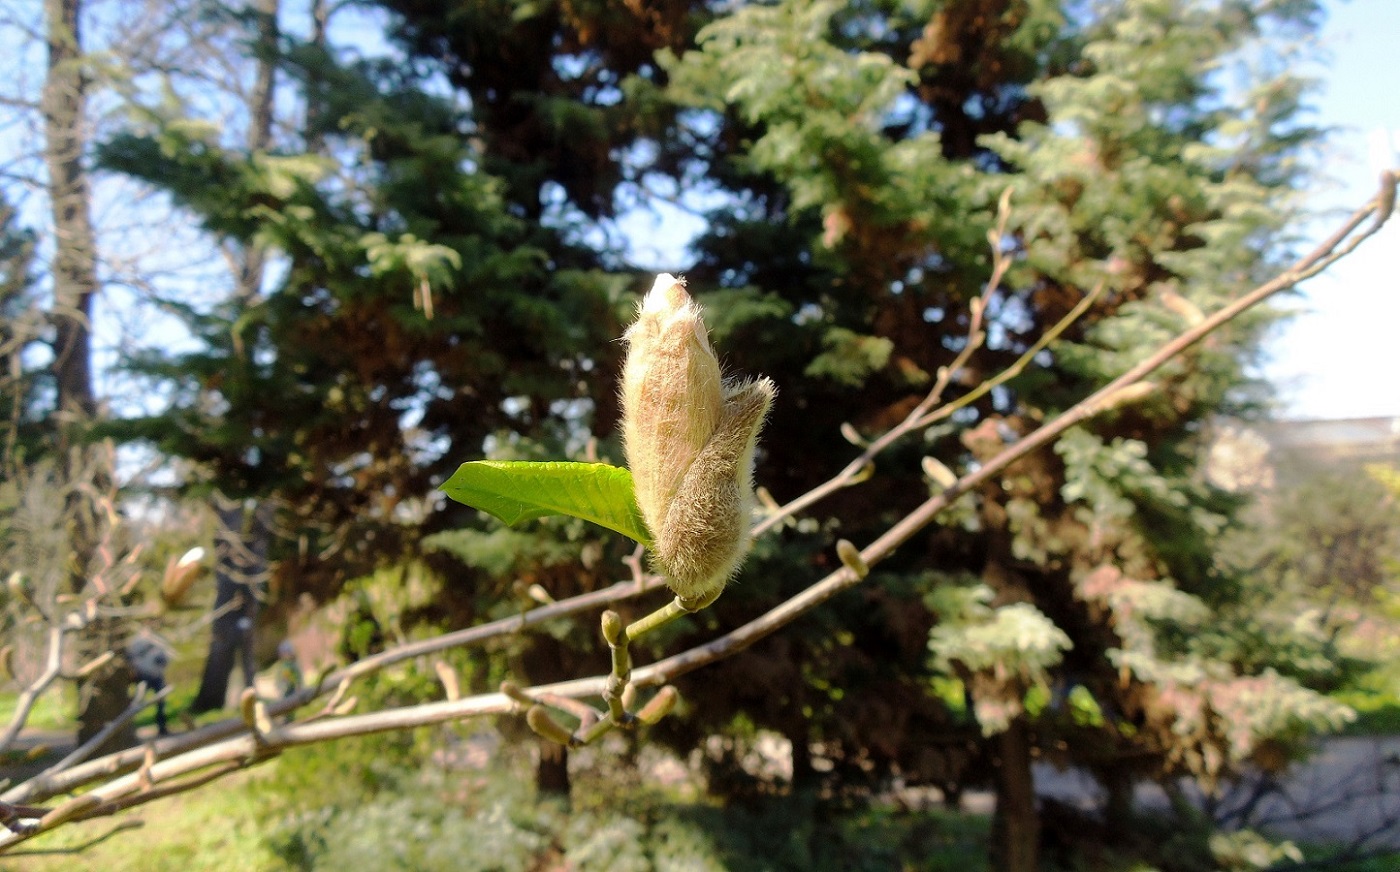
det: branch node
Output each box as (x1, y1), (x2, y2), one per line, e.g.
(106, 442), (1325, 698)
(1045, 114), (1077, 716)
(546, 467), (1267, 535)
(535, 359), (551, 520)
(500, 681), (534, 710)
(836, 540), (870, 579)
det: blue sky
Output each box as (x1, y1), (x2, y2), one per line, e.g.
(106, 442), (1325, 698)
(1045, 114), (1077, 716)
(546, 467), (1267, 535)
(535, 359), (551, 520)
(620, 1), (1400, 423)
(6, 2), (1394, 424)
(1261, 0), (1400, 420)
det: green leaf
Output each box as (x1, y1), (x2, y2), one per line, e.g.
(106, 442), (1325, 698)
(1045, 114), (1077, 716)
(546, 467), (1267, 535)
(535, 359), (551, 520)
(441, 461), (653, 547)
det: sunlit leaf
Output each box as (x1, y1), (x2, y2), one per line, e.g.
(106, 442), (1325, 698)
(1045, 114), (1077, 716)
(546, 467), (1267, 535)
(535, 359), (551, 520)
(441, 460), (652, 547)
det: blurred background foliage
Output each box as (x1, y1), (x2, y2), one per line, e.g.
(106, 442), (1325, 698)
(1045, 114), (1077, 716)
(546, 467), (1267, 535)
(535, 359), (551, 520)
(3, 0), (1399, 868)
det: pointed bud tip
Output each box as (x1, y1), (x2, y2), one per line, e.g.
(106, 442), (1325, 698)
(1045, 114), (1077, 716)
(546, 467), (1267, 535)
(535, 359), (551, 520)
(641, 273), (691, 314)
(601, 610), (625, 645)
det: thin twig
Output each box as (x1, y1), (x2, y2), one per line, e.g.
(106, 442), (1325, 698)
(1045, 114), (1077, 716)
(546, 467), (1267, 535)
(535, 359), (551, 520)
(38, 685), (172, 780)
(0, 625), (65, 754)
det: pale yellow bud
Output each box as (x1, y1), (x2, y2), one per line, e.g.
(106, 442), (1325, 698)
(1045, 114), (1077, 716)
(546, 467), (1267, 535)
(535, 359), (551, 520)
(623, 274), (776, 603)
(160, 546), (205, 609)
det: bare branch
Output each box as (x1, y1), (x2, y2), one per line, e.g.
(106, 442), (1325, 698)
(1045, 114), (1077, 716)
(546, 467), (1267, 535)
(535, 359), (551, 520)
(0, 625), (65, 753)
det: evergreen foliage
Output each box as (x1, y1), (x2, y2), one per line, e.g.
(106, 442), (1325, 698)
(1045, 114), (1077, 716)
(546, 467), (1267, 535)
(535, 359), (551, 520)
(0, 197), (47, 463)
(98, 34), (631, 596)
(87, 0), (1363, 862)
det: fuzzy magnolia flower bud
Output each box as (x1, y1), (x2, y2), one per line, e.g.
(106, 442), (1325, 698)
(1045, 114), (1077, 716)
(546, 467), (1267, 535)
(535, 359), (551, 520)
(623, 274), (776, 604)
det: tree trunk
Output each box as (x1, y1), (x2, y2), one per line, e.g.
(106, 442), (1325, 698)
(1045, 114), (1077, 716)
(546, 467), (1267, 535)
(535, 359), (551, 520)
(519, 628), (575, 801)
(42, 0), (97, 439)
(43, 0), (129, 747)
(1099, 764), (1136, 836)
(536, 742), (571, 802)
(188, 1), (281, 715)
(787, 721), (815, 791)
(991, 715), (1040, 872)
(234, 0), (277, 303)
(190, 498), (271, 712)
(75, 653), (133, 752)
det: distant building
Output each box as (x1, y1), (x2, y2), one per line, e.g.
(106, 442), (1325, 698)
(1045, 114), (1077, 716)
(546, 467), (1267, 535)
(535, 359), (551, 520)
(1205, 416), (1400, 493)
(1260, 416), (1400, 467)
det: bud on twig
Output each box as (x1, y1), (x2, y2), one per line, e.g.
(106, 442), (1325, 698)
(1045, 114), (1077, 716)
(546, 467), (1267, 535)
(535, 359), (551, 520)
(1158, 289), (1204, 325)
(161, 547), (205, 609)
(434, 660), (460, 701)
(1377, 169), (1397, 226)
(527, 705), (576, 746)
(500, 681), (534, 709)
(1088, 381), (1157, 415)
(600, 610), (625, 646)
(622, 275), (776, 602)
(7, 572), (31, 608)
(239, 688), (259, 733)
(921, 456), (958, 490)
(835, 540), (869, 579)
(635, 686), (680, 725)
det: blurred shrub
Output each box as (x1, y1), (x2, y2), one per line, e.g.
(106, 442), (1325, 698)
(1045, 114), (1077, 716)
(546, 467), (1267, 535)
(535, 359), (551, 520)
(256, 743), (993, 871)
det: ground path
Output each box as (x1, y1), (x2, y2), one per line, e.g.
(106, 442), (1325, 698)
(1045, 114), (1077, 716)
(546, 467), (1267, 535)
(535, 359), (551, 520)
(1021, 735), (1400, 850)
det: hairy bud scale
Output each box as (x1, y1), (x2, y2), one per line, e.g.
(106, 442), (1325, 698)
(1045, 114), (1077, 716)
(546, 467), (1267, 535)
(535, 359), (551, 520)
(623, 274), (775, 602)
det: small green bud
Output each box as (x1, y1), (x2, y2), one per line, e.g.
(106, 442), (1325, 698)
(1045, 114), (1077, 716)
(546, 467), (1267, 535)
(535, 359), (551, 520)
(527, 705), (576, 746)
(835, 539), (869, 579)
(635, 686), (680, 725)
(601, 610), (625, 646)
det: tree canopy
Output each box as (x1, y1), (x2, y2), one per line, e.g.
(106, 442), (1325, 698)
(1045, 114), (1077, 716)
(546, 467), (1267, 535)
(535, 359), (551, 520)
(6, 0), (1380, 868)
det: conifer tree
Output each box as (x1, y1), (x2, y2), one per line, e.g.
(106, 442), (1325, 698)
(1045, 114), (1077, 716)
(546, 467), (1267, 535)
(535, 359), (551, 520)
(94, 1), (1359, 866)
(644, 1), (1347, 866)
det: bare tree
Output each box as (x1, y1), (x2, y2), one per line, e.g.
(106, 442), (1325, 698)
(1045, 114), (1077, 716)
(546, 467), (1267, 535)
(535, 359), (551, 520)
(39, 0), (135, 750)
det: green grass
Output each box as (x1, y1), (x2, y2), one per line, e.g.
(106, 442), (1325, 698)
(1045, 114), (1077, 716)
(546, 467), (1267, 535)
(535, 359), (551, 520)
(1291, 843), (1400, 872)
(0, 728), (994, 872)
(1333, 688), (1400, 735)
(0, 765), (286, 872)
(0, 687), (73, 734)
